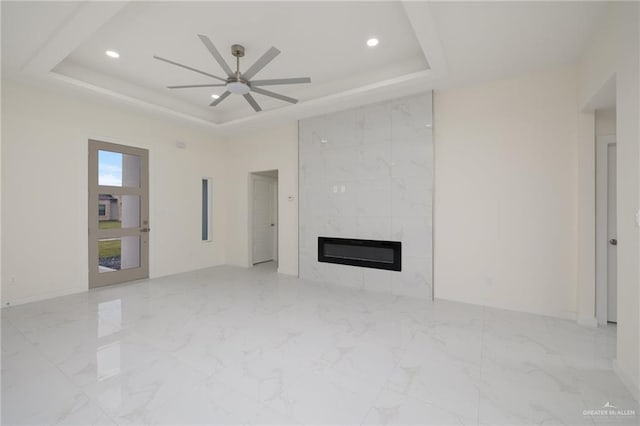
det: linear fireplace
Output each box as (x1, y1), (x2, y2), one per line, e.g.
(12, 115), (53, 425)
(318, 237), (402, 271)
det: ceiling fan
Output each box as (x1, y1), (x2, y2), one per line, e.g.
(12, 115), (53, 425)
(153, 34), (311, 112)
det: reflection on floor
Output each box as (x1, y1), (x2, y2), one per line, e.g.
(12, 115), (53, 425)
(2, 263), (638, 425)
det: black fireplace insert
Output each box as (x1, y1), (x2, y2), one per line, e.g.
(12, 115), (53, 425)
(318, 237), (401, 271)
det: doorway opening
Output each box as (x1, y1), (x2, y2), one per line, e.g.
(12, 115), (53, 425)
(595, 115), (617, 325)
(249, 170), (278, 268)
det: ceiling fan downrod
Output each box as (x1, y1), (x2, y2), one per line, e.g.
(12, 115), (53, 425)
(231, 44), (244, 76)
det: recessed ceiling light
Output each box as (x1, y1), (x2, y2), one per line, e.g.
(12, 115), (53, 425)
(211, 94), (220, 99)
(366, 38), (379, 47)
(105, 50), (120, 58)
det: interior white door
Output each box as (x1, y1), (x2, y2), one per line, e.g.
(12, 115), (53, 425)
(607, 144), (617, 323)
(252, 177), (276, 264)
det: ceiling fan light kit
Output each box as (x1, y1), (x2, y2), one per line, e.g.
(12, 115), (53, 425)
(154, 35), (311, 112)
(226, 81), (250, 95)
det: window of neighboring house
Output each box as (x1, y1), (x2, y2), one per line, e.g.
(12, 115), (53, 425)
(202, 178), (213, 241)
(99, 204), (106, 216)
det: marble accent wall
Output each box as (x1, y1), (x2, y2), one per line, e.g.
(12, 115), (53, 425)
(299, 92), (433, 298)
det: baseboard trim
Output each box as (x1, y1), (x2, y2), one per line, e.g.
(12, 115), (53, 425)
(276, 267), (297, 276)
(577, 316), (598, 327)
(1, 286), (84, 308)
(613, 359), (640, 402)
(434, 295), (577, 321)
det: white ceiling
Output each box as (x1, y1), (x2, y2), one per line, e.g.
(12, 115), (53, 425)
(57, 1), (427, 124)
(1, 1), (80, 72)
(428, 1), (609, 88)
(1, 1), (611, 131)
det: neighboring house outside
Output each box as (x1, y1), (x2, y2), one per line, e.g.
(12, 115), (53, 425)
(98, 194), (121, 221)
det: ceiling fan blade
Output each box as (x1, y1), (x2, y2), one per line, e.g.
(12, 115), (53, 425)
(210, 91), (231, 106)
(167, 84), (226, 89)
(242, 47), (280, 80)
(251, 86), (298, 104)
(250, 77), (311, 86)
(243, 93), (262, 112)
(197, 34), (234, 77)
(153, 55), (227, 82)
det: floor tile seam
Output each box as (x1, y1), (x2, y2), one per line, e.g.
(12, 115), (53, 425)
(370, 386), (479, 426)
(83, 336), (254, 426)
(1, 321), (47, 425)
(542, 315), (615, 413)
(54, 387), (118, 426)
(45, 353), (117, 425)
(5, 319), (59, 365)
(7, 321), (119, 426)
(172, 352), (284, 423)
(482, 313), (604, 426)
(355, 327), (419, 426)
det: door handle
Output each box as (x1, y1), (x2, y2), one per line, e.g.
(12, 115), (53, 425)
(140, 228), (151, 233)
(609, 239), (617, 246)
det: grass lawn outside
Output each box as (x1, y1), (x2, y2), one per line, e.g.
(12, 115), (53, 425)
(99, 220), (122, 229)
(99, 239), (121, 258)
(98, 221), (122, 259)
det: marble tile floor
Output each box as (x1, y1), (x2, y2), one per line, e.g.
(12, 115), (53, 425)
(2, 262), (638, 425)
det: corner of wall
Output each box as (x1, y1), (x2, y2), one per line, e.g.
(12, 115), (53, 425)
(577, 316), (598, 328)
(576, 111), (596, 324)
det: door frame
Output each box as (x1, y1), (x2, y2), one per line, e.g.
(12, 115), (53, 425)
(88, 140), (150, 288)
(595, 134), (616, 325)
(248, 171), (278, 266)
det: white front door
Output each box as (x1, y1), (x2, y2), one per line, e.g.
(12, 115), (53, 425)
(607, 144), (617, 323)
(252, 176), (277, 264)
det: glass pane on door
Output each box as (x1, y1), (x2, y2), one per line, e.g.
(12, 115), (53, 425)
(98, 236), (141, 273)
(99, 150), (141, 187)
(98, 194), (140, 229)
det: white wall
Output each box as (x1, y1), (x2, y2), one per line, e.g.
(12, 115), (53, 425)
(595, 109), (616, 136)
(433, 65), (579, 319)
(1, 81), (228, 305)
(223, 123), (298, 276)
(576, 109), (596, 327)
(577, 2), (640, 398)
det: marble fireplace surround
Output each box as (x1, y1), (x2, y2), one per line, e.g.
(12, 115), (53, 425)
(299, 92), (434, 298)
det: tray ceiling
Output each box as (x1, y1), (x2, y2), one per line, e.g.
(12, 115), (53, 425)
(1, 1), (609, 130)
